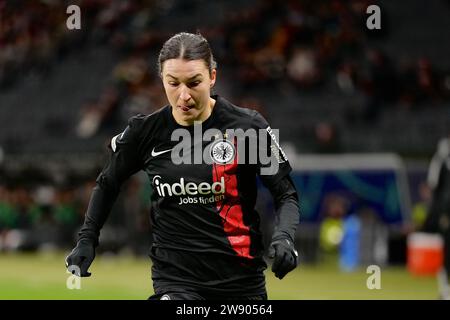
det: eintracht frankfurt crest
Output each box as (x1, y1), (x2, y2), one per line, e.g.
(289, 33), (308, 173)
(210, 139), (235, 164)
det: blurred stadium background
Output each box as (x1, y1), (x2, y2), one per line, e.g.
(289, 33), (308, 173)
(0, 0), (449, 299)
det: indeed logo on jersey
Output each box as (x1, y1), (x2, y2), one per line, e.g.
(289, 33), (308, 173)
(153, 175), (226, 205)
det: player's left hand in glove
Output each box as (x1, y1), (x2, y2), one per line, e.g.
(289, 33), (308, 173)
(268, 238), (299, 279)
(65, 239), (96, 277)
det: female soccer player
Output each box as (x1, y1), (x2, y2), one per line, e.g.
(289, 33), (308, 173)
(66, 32), (300, 300)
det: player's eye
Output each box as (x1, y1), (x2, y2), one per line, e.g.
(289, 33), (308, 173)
(169, 82), (179, 87)
(188, 81), (201, 88)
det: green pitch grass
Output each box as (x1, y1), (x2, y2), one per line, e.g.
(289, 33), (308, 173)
(0, 252), (439, 300)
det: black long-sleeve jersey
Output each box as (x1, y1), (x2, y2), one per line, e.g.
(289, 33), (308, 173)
(79, 95), (300, 297)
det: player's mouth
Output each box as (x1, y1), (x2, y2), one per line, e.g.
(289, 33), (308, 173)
(178, 105), (195, 112)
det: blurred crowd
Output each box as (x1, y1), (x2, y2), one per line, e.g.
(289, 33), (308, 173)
(0, 184), (85, 251)
(338, 50), (450, 123)
(0, 0), (84, 89)
(0, 176), (151, 254)
(2, 0), (449, 140)
(75, 0), (450, 135)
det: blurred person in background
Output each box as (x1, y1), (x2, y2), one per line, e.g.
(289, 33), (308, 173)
(423, 136), (450, 299)
(66, 32), (300, 300)
(411, 181), (432, 231)
(313, 122), (342, 154)
(362, 49), (398, 122)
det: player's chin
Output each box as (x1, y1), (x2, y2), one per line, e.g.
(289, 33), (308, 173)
(176, 107), (198, 120)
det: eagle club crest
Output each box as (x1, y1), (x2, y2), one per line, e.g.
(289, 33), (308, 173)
(210, 139), (235, 164)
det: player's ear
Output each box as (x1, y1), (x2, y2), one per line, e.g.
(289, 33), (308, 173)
(210, 69), (216, 88)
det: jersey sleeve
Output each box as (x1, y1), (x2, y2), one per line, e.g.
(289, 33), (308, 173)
(78, 115), (145, 245)
(252, 111), (292, 188)
(251, 112), (300, 243)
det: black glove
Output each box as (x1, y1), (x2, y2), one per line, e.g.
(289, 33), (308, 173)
(268, 238), (298, 279)
(65, 239), (96, 277)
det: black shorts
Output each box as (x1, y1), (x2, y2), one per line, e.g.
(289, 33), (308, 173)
(148, 289), (267, 301)
(150, 247), (267, 297)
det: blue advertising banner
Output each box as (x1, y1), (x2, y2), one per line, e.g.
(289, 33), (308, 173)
(287, 154), (412, 225)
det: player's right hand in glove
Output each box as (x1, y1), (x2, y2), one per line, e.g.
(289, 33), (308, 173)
(65, 239), (96, 277)
(268, 238), (299, 280)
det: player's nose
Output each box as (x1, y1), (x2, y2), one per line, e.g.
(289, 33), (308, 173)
(179, 85), (191, 102)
